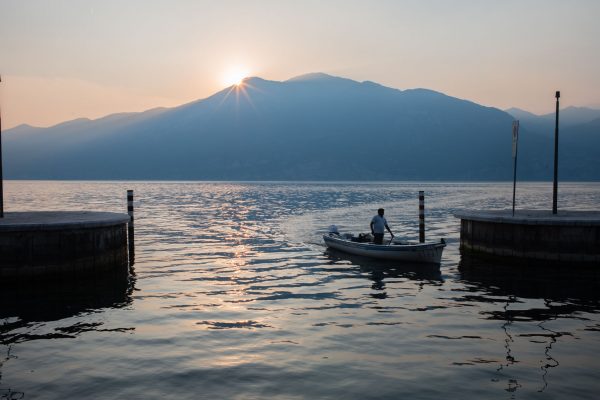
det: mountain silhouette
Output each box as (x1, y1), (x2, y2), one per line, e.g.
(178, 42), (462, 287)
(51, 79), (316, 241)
(507, 106), (600, 133)
(3, 73), (599, 180)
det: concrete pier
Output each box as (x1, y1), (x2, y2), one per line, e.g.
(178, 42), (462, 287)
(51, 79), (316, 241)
(455, 210), (600, 263)
(0, 211), (131, 279)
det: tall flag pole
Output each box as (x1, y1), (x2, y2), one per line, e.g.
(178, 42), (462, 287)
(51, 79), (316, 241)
(512, 120), (519, 216)
(0, 74), (4, 218)
(552, 91), (560, 214)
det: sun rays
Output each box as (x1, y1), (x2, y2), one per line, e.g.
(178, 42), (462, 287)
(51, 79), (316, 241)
(217, 68), (261, 113)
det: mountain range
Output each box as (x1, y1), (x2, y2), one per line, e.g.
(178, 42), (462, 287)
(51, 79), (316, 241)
(506, 106), (600, 134)
(3, 73), (599, 180)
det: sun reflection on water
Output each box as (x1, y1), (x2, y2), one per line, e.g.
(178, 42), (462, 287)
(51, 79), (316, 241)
(2, 181), (600, 399)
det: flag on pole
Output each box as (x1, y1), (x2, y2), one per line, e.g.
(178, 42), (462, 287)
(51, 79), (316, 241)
(512, 120), (519, 158)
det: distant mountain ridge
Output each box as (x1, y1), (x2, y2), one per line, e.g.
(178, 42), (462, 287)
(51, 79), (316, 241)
(506, 106), (600, 134)
(4, 73), (600, 180)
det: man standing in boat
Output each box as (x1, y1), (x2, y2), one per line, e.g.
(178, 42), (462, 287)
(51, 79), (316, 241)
(370, 208), (394, 244)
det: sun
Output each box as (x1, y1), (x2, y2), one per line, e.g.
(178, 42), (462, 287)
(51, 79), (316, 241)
(222, 67), (250, 87)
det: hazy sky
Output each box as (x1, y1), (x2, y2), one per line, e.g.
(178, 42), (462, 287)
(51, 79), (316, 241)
(1, 0), (599, 129)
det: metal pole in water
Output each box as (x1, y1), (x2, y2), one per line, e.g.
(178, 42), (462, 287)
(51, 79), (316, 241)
(419, 191), (425, 243)
(127, 189), (135, 265)
(127, 190), (134, 223)
(552, 91), (560, 214)
(512, 120), (519, 216)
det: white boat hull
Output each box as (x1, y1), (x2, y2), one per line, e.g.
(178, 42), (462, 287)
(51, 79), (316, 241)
(323, 233), (445, 264)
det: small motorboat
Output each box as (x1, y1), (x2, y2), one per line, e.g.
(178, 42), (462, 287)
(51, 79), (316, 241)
(323, 231), (446, 264)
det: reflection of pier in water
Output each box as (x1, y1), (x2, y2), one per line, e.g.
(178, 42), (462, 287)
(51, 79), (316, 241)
(0, 268), (136, 398)
(1, 267), (135, 331)
(459, 254), (600, 394)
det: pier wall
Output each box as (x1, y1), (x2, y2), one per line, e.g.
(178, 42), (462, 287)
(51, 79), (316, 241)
(0, 212), (130, 279)
(458, 211), (600, 263)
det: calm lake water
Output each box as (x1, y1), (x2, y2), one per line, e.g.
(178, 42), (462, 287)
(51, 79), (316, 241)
(1, 181), (600, 399)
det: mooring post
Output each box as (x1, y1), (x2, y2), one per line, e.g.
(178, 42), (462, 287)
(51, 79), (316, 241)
(127, 189), (135, 265)
(127, 190), (134, 223)
(552, 90), (560, 214)
(419, 191), (425, 243)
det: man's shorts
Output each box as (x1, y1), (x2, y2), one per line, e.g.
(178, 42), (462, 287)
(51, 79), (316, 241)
(373, 233), (384, 244)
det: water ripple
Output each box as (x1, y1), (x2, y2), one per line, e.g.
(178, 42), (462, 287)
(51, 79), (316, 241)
(2, 181), (600, 399)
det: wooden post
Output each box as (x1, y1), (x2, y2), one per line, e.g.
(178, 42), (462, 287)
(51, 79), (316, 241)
(419, 191), (425, 243)
(127, 190), (135, 265)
